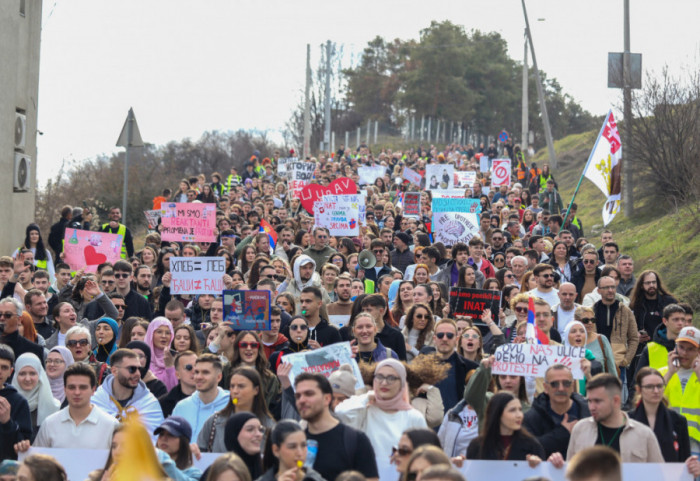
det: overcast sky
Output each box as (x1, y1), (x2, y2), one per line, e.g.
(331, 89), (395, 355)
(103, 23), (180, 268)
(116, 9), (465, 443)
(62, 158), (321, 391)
(36, 0), (700, 184)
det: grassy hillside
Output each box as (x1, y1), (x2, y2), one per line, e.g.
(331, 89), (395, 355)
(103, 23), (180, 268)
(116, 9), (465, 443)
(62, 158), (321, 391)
(533, 133), (700, 320)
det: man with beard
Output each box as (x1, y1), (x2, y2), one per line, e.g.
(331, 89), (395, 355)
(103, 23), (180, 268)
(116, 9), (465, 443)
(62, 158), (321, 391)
(283, 255), (331, 314)
(489, 230), (511, 256)
(303, 228), (336, 274)
(630, 270), (677, 346)
(435, 242), (484, 289)
(327, 274), (353, 328)
(529, 264), (560, 307)
(134, 265), (155, 312)
(91, 348), (164, 435)
(295, 373), (378, 481)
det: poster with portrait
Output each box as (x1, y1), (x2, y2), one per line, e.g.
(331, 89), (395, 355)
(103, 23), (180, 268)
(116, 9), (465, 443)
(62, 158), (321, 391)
(425, 164), (454, 190)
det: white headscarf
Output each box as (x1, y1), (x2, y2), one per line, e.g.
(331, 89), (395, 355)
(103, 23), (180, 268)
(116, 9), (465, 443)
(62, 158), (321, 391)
(563, 320), (588, 347)
(47, 346), (74, 403)
(11, 353), (60, 425)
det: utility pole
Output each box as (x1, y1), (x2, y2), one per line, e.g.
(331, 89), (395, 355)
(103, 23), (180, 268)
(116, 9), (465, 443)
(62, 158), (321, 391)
(623, 0), (633, 216)
(323, 40), (332, 152)
(303, 44), (311, 159)
(522, 0), (556, 168)
(521, 29), (529, 154)
(116, 108), (143, 226)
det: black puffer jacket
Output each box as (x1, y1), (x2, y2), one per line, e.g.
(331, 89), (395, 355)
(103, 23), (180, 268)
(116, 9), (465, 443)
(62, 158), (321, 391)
(523, 391), (590, 457)
(0, 384), (32, 460)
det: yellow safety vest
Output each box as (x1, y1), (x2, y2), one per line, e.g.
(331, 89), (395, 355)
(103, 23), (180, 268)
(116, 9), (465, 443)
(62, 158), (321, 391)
(18, 246), (47, 270)
(226, 174), (241, 193)
(102, 223), (128, 259)
(648, 342), (669, 370)
(660, 366), (700, 443)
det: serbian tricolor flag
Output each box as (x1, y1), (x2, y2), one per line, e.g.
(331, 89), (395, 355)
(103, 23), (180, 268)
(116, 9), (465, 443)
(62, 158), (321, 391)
(526, 297), (549, 344)
(260, 219), (277, 249)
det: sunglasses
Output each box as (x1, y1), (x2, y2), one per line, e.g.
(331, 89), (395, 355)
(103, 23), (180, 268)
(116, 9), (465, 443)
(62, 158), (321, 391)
(119, 365), (139, 374)
(114, 273), (130, 279)
(290, 325), (309, 331)
(515, 306), (528, 314)
(580, 318), (596, 324)
(414, 314), (428, 319)
(183, 364), (194, 371)
(114, 304), (127, 310)
(0, 312), (15, 319)
(436, 332), (455, 340)
(66, 339), (89, 347)
(391, 446), (413, 457)
(547, 380), (573, 388)
(583, 259), (597, 265)
(539, 274), (554, 279)
(239, 342), (260, 349)
(225, 330), (237, 338)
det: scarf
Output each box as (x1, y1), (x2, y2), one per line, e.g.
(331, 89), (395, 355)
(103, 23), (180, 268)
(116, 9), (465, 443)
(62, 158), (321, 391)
(93, 317), (119, 364)
(224, 412), (263, 479)
(372, 359), (413, 411)
(126, 341), (152, 379)
(145, 317), (177, 390)
(10, 353), (60, 425)
(47, 346), (74, 402)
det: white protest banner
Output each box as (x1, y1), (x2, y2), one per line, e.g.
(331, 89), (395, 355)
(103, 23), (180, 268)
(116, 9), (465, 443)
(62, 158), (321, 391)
(328, 314), (351, 329)
(160, 202), (217, 242)
(170, 256), (226, 295)
(276, 156), (297, 175)
(323, 194), (364, 230)
(358, 165), (385, 185)
(287, 161), (316, 197)
(143, 209), (160, 230)
(403, 166), (422, 186)
(431, 189), (467, 199)
(282, 342), (364, 391)
(426, 164), (454, 190)
(491, 158), (512, 187)
(454, 170), (477, 187)
(492, 343), (586, 379)
(479, 156), (490, 172)
(314, 200), (359, 236)
(432, 212), (479, 246)
(431, 197), (482, 214)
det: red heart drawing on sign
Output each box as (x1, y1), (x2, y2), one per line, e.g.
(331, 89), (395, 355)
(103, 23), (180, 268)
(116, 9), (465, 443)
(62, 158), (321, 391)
(84, 245), (107, 265)
(299, 177), (358, 214)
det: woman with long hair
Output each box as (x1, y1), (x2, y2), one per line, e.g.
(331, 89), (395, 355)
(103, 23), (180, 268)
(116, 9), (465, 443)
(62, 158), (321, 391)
(17, 454), (67, 481)
(60, 277), (118, 323)
(402, 303), (435, 361)
(173, 325), (200, 354)
(153, 247), (176, 287)
(44, 302), (79, 350)
(548, 240), (572, 283)
(328, 252), (348, 274)
(562, 321), (601, 394)
(11, 353), (60, 440)
(246, 256), (270, 288)
(118, 317), (149, 348)
(205, 453), (251, 481)
(577, 307), (617, 376)
(457, 265), (478, 289)
(140, 245), (158, 272)
(238, 245), (257, 276)
(412, 265), (430, 286)
(198, 183), (217, 204)
(269, 316), (310, 373)
(225, 331), (280, 413)
(521, 209), (536, 232)
(350, 313), (399, 364)
(15, 223), (54, 280)
(154, 417), (202, 480)
(402, 445), (451, 481)
(519, 271), (537, 293)
(466, 392), (544, 460)
(198, 367), (274, 453)
(392, 281), (415, 322)
(145, 317), (178, 390)
(494, 268), (515, 290)
(260, 420), (326, 481)
(389, 428), (442, 476)
(274, 292), (296, 316)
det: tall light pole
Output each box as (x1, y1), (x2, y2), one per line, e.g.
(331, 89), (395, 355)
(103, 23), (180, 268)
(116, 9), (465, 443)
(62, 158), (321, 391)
(522, 0), (557, 168)
(521, 29), (529, 154)
(622, 0), (633, 216)
(303, 44), (311, 159)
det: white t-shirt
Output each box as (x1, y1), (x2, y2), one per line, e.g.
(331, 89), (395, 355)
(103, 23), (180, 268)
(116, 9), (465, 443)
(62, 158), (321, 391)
(556, 306), (576, 339)
(528, 288), (560, 308)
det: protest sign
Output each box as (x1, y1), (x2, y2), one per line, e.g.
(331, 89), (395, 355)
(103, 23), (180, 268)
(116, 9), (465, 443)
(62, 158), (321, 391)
(328, 314), (351, 329)
(287, 161), (316, 197)
(449, 287), (501, 321)
(300, 177), (357, 214)
(170, 257), (226, 295)
(492, 343), (586, 379)
(322, 194), (365, 229)
(276, 156), (297, 175)
(431, 189), (467, 199)
(431, 197), (481, 214)
(63, 229), (123, 273)
(282, 342), (364, 391)
(403, 167), (422, 186)
(491, 158), (512, 186)
(479, 156), (490, 172)
(403, 192), (421, 218)
(425, 164), (454, 190)
(314, 199), (359, 236)
(432, 212), (479, 246)
(358, 165), (385, 185)
(223, 290), (271, 330)
(143, 209), (160, 230)
(454, 170), (477, 187)
(160, 202), (216, 242)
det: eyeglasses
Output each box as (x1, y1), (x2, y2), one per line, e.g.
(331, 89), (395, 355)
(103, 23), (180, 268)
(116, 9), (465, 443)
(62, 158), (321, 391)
(641, 383), (664, 391)
(391, 446), (413, 457)
(436, 332), (455, 340)
(462, 333), (480, 340)
(583, 259), (598, 265)
(372, 250), (384, 254)
(0, 312), (15, 319)
(114, 304), (127, 310)
(374, 374), (400, 384)
(239, 342), (260, 349)
(580, 318), (596, 324)
(66, 339), (89, 347)
(546, 380), (573, 388)
(290, 325), (308, 331)
(539, 274), (554, 279)
(46, 359), (65, 365)
(183, 364), (194, 371)
(119, 365), (139, 374)
(114, 273), (130, 279)
(515, 306), (528, 314)
(504, 274), (515, 278)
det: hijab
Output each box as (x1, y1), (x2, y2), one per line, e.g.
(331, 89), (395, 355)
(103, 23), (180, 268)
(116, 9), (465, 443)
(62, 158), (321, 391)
(224, 412), (263, 479)
(47, 346), (74, 402)
(93, 317), (119, 364)
(126, 341), (151, 378)
(11, 353), (60, 425)
(145, 317), (177, 389)
(387, 280), (402, 309)
(563, 320), (588, 347)
(372, 359), (413, 411)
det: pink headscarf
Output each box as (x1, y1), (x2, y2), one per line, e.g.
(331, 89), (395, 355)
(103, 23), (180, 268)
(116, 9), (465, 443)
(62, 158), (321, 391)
(372, 359), (413, 411)
(144, 317), (178, 390)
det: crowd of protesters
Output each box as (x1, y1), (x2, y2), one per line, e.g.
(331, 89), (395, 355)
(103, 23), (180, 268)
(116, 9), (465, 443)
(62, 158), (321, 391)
(0, 141), (699, 481)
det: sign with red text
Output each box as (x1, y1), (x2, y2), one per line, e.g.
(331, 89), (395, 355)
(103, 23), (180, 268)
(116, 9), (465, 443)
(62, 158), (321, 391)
(491, 158), (511, 187)
(314, 199), (359, 236)
(160, 203), (216, 242)
(282, 342), (364, 391)
(223, 290), (271, 330)
(449, 287), (500, 321)
(492, 343), (585, 379)
(403, 192), (421, 219)
(63, 229), (123, 273)
(300, 177), (358, 214)
(170, 257), (226, 295)
(287, 161), (316, 197)
(454, 170), (477, 188)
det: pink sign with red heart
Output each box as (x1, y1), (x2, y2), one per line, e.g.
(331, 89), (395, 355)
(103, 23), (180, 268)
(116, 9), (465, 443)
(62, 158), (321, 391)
(63, 228), (124, 273)
(299, 177), (358, 214)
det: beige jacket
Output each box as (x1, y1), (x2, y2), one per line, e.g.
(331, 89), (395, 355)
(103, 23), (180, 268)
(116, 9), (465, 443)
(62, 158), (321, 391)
(566, 414), (664, 462)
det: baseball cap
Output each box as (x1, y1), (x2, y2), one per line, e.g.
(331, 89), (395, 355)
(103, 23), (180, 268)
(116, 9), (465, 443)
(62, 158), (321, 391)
(676, 326), (700, 348)
(154, 416), (192, 440)
(328, 364), (357, 398)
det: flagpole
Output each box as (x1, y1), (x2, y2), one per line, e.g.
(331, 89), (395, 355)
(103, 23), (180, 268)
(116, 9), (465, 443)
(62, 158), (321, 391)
(563, 173), (586, 224)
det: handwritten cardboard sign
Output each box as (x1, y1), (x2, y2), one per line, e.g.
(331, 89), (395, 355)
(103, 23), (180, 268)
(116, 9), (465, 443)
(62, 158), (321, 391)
(358, 166), (385, 185)
(160, 203), (216, 242)
(403, 192), (421, 219)
(223, 290), (271, 330)
(299, 177), (357, 214)
(324, 194), (365, 224)
(454, 170), (477, 187)
(449, 287), (501, 321)
(492, 343), (585, 379)
(431, 197), (482, 214)
(63, 229), (123, 273)
(432, 212), (479, 246)
(282, 342), (364, 391)
(276, 157), (297, 175)
(287, 161), (316, 197)
(403, 167), (422, 186)
(170, 257), (226, 295)
(143, 210), (161, 230)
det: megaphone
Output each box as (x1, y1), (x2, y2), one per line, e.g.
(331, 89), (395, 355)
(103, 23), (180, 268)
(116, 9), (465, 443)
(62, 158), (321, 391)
(357, 249), (377, 270)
